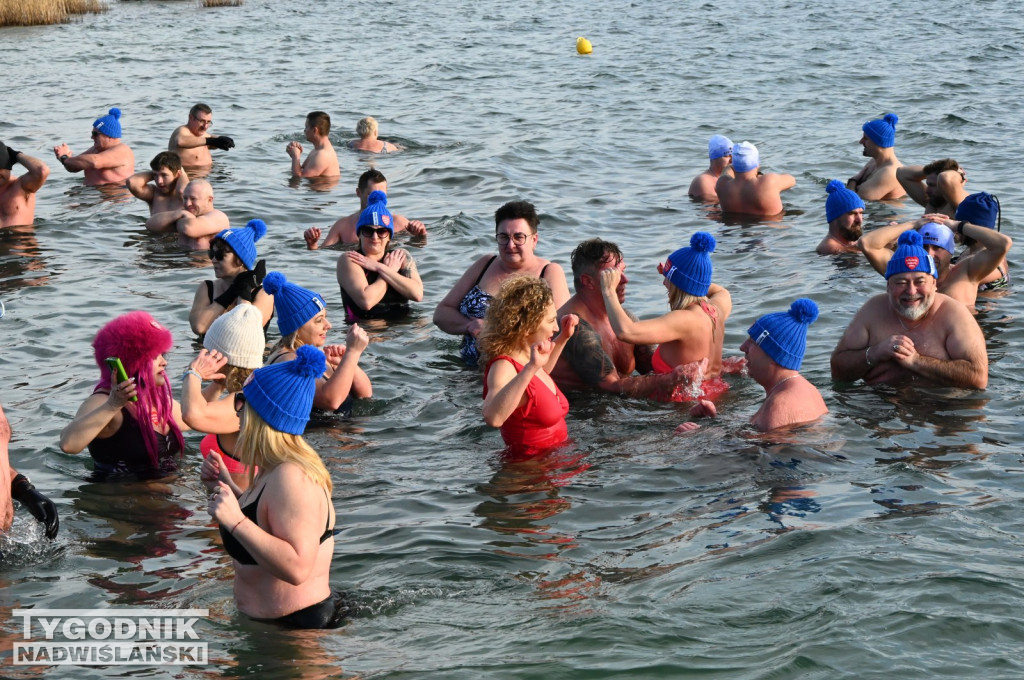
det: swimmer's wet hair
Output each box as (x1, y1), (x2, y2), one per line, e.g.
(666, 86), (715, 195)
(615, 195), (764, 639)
(150, 151), (181, 173)
(478, 276), (554, 366)
(571, 238), (622, 290)
(494, 200), (539, 232)
(307, 111), (331, 137)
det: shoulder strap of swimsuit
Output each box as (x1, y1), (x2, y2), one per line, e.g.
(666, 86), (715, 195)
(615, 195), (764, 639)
(472, 255), (498, 287)
(698, 299), (718, 330)
(205, 280), (214, 302)
(540, 263), (550, 277)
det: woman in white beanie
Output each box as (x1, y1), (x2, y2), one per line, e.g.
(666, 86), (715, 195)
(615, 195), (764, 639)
(182, 303), (266, 490)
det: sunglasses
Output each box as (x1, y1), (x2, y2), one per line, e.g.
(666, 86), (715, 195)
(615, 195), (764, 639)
(359, 227), (391, 239)
(496, 232), (529, 245)
(208, 246), (231, 260)
(233, 392), (247, 414)
(90, 130), (100, 138)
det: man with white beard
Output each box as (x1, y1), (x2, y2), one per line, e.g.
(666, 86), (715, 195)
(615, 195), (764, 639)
(830, 230), (987, 388)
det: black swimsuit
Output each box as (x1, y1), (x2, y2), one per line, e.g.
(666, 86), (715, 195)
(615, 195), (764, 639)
(218, 486), (334, 566)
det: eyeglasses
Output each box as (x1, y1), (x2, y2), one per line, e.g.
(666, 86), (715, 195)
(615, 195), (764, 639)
(359, 227), (391, 239)
(208, 246), (230, 260)
(233, 392), (247, 414)
(496, 232), (530, 245)
(191, 116), (212, 128)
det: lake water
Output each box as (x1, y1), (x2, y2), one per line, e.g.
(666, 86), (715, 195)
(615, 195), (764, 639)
(2, 0), (1024, 677)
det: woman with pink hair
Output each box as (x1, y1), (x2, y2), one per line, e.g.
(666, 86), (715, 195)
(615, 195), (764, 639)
(60, 311), (188, 479)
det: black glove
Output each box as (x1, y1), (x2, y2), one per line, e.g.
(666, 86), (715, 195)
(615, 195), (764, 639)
(213, 278), (244, 308)
(0, 143), (18, 171)
(206, 136), (235, 151)
(11, 474), (59, 539)
(251, 259), (266, 286)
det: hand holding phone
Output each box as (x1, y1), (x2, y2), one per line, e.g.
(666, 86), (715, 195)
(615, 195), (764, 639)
(105, 357), (138, 402)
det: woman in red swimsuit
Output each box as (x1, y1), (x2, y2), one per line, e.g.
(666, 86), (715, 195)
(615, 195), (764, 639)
(479, 276), (578, 455)
(599, 231), (734, 402)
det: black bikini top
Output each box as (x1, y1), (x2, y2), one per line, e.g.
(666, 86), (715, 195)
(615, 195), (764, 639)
(218, 486), (334, 566)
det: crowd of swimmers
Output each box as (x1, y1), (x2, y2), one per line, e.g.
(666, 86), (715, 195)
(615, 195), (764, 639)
(0, 106), (1009, 628)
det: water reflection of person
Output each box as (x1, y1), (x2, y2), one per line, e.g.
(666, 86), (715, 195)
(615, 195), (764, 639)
(59, 312), (188, 480)
(0, 223), (51, 292)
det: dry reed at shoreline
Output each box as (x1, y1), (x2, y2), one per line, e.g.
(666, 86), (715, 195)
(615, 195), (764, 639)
(0, 0), (107, 27)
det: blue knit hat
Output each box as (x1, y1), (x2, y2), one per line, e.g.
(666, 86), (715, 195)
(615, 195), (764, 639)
(92, 108), (123, 139)
(862, 113), (898, 148)
(731, 142), (759, 172)
(885, 230), (937, 279)
(215, 219), (266, 270)
(243, 344), (326, 434)
(825, 179), (865, 223)
(356, 190), (394, 235)
(955, 192), (998, 229)
(919, 222), (954, 254)
(664, 232), (716, 296)
(262, 271), (327, 337)
(708, 135), (733, 160)
(747, 298), (819, 371)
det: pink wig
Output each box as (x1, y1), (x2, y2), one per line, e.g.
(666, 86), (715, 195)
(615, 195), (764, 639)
(91, 311), (183, 467)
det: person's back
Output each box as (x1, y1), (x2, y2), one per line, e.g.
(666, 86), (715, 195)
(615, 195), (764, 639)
(715, 142), (794, 216)
(689, 135), (733, 202)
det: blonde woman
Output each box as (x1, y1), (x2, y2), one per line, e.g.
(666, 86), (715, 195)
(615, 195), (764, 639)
(349, 116), (401, 153)
(480, 276), (578, 455)
(203, 344), (349, 628)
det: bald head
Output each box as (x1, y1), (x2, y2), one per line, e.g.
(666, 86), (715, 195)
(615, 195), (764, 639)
(183, 179), (214, 215)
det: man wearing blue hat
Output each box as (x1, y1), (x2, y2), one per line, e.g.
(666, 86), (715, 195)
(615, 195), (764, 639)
(859, 210), (1011, 309)
(818, 180), (866, 254)
(53, 107), (136, 186)
(169, 103), (234, 169)
(304, 169), (426, 248)
(832, 231), (988, 389)
(716, 141), (795, 216)
(846, 113), (906, 200)
(0, 141), (49, 228)
(688, 135), (733, 202)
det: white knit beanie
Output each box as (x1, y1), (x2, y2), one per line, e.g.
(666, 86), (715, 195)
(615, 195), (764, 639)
(202, 304), (265, 369)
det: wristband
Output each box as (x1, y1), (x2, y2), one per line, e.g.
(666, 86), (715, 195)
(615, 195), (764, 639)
(957, 221), (966, 236)
(230, 517), (246, 534)
(182, 368), (203, 381)
(865, 346), (874, 367)
(59, 155), (69, 163)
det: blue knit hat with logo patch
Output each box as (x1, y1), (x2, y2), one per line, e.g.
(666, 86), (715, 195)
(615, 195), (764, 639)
(747, 298), (819, 371)
(664, 232), (716, 297)
(243, 344), (326, 434)
(92, 108), (123, 139)
(215, 219), (267, 271)
(825, 179), (865, 223)
(862, 113), (898, 148)
(885, 230), (936, 279)
(356, 190), (394, 236)
(955, 192), (998, 229)
(262, 271), (327, 337)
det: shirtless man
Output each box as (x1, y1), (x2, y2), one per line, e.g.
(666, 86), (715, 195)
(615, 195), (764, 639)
(53, 108), (135, 186)
(739, 299), (827, 431)
(831, 230), (988, 389)
(896, 158), (969, 216)
(1, 403), (59, 539)
(859, 213), (1011, 309)
(287, 111), (340, 178)
(304, 169), (426, 248)
(0, 142), (49, 228)
(817, 180), (865, 255)
(715, 142), (795, 216)
(551, 239), (692, 396)
(688, 135), (732, 202)
(125, 151), (189, 219)
(846, 113), (905, 200)
(145, 179), (229, 247)
(168, 103), (235, 169)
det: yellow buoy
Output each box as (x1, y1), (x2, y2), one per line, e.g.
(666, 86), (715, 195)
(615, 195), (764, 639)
(576, 36), (592, 55)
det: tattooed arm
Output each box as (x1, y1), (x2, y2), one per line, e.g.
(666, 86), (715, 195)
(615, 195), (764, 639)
(562, 320), (683, 397)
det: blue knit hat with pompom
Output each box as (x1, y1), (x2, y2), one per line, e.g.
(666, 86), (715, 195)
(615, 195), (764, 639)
(243, 344), (326, 434)
(747, 298), (819, 370)
(862, 113), (898, 148)
(356, 190), (394, 235)
(825, 179), (865, 223)
(262, 271), (326, 337)
(215, 219), (267, 270)
(92, 108), (123, 139)
(885, 230), (937, 279)
(664, 231), (716, 297)
(955, 192), (999, 229)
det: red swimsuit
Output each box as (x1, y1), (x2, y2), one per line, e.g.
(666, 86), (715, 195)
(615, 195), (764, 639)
(483, 356), (569, 454)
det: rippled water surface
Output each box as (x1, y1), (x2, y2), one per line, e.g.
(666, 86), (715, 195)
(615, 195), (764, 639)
(3, 0), (1024, 677)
